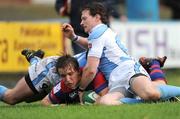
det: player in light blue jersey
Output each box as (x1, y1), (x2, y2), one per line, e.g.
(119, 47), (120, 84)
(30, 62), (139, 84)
(62, 2), (180, 105)
(0, 49), (87, 105)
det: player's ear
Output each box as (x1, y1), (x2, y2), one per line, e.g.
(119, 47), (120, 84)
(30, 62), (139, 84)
(78, 69), (82, 75)
(95, 14), (101, 20)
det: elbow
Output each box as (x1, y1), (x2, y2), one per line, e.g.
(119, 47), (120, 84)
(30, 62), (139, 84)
(41, 97), (51, 106)
(89, 70), (96, 77)
(86, 69), (97, 78)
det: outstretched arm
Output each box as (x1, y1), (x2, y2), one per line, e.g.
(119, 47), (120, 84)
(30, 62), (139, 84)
(41, 95), (52, 106)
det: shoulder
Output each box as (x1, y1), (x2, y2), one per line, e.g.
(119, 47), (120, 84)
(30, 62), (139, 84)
(52, 80), (73, 94)
(88, 24), (108, 40)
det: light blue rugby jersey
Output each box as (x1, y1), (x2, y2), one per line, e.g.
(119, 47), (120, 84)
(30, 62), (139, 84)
(73, 51), (87, 67)
(88, 24), (132, 81)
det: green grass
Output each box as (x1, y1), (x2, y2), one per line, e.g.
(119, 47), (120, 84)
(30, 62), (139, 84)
(164, 69), (180, 85)
(0, 69), (180, 119)
(0, 102), (180, 119)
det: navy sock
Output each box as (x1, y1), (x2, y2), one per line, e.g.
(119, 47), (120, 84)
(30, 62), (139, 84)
(149, 60), (167, 83)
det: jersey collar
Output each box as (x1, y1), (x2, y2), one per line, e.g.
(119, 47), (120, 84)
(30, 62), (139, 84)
(88, 24), (108, 41)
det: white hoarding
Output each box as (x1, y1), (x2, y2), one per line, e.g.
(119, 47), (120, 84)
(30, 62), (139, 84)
(111, 21), (180, 68)
(32, 0), (55, 5)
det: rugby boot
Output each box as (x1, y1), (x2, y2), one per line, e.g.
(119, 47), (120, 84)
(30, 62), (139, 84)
(139, 56), (167, 73)
(33, 49), (45, 59)
(21, 49), (45, 62)
(168, 96), (180, 102)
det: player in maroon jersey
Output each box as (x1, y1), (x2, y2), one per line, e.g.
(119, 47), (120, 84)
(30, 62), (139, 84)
(41, 54), (108, 105)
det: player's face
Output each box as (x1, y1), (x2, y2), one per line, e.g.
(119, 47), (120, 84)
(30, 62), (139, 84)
(80, 10), (101, 33)
(58, 66), (81, 89)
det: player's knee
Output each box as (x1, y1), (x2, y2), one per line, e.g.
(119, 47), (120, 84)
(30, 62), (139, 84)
(141, 89), (160, 100)
(97, 93), (122, 105)
(97, 95), (109, 105)
(5, 99), (17, 105)
(3, 91), (19, 105)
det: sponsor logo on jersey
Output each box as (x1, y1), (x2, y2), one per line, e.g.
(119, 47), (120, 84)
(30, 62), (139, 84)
(69, 90), (78, 99)
(88, 43), (92, 49)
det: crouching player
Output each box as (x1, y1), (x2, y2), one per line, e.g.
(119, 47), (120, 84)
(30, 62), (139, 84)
(41, 54), (108, 106)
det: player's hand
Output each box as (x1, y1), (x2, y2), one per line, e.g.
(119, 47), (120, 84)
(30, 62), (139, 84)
(78, 91), (84, 105)
(62, 23), (76, 40)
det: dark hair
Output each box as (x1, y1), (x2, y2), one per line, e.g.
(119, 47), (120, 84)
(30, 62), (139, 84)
(81, 2), (109, 25)
(56, 54), (79, 74)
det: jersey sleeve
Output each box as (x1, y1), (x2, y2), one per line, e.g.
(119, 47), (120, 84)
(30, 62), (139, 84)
(48, 82), (65, 104)
(92, 71), (108, 94)
(88, 37), (105, 58)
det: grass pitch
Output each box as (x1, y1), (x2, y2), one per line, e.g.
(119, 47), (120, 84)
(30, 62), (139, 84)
(0, 102), (179, 119)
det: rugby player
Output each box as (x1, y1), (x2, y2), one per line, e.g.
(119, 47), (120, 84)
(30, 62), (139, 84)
(41, 55), (108, 106)
(62, 2), (180, 105)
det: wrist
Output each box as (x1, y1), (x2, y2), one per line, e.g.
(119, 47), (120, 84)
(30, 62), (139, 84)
(78, 87), (85, 92)
(71, 34), (79, 42)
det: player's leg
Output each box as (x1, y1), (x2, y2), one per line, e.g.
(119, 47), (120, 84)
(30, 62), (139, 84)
(130, 75), (161, 100)
(97, 92), (125, 105)
(147, 57), (167, 85)
(139, 56), (167, 84)
(100, 58), (180, 104)
(120, 97), (144, 104)
(21, 49), (45, 65)
(0, 86), (8, 100)
(121, 58), (180, 103)
(139, 56), (167, 73)
(138, 57), (180, 100)
(140, 56), (177, 101)
(0, 74), (35, 105)
(119, 58), (168, 104)
(97, 67), (136, 105)
(131, 74), (180, 101)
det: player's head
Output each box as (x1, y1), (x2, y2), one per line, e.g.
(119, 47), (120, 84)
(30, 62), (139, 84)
(80, 2), (108, 33)
(56, 54), (81, 89)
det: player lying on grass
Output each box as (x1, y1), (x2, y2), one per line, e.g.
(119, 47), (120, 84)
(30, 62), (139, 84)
(41, 54), (176, 106)
(23, 49), (173, 105)
(41, 54), (108, 106)
(0, 49), (87, 105)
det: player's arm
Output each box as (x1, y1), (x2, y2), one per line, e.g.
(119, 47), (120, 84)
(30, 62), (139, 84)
(82, 72), (108, 105)
(80, 56), (99, 90)
(78, 56), (100, 103)
(41, 83), (63, 106)
(55, 0), (69, 16)
(62, 23), (88, 49)
(41, 95), (67, 106)
(41, 95), (52, 106)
